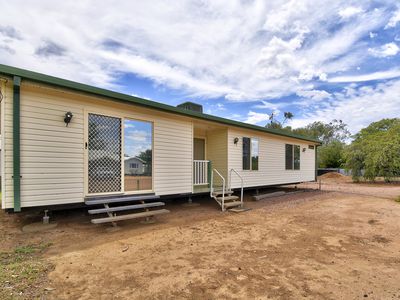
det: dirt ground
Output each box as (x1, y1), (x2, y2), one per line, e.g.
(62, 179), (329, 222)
(1, 176), (400, 299)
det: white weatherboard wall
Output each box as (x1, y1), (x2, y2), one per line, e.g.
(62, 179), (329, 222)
(207, 129), (228, 185)
(3, 81), (193, 209)
(228, 128), (316, 189)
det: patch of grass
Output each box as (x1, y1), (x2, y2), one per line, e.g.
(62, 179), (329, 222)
(395, 196), (400, 203)
(0, 242), (53, 300)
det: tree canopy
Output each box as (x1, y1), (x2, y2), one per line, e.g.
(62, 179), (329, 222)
(292, 119), (350, 144)
(264, 114), (399, 177)
(345, 118), (400, 182)
(290, 119), (350, 168)
(346, 118), (400, 181)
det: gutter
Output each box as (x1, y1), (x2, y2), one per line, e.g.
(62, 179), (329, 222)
(13, 76), (21, 212)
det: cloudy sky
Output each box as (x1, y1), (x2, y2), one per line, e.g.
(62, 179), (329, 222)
(1, 1), (400, 133)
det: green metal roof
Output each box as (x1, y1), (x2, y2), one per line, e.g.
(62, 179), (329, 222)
(0, 64), (321, 144)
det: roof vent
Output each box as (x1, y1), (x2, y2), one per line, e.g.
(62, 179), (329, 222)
(177, 101), (203, 113)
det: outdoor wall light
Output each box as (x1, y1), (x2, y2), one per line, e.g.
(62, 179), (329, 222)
(234, 137), (239, 145)
(64, 111), (73, 126)
(302, 148), (306, 152)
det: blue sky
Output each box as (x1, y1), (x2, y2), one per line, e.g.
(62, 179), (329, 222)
(124, 119), (152, 157)
(1, 1), (400, 133)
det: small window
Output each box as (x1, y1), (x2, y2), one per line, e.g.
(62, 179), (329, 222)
(242, 137), (251, 170)
(251, 139), (259, 170)
(294, 145), (300, 170)
(130, 163), (139, 168)
(285, 144), (300, 170)
(285, 144), (293, 170)
(243, 137), (259, 170)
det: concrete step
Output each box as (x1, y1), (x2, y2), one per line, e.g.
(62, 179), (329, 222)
(91, 209), (170, 224)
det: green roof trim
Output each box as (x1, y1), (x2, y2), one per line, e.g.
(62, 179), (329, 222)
(0, 64), (321, 143)
(13, 76), (21, 212)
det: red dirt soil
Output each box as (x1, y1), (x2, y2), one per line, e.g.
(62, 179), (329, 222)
(1, 178), (400, 299)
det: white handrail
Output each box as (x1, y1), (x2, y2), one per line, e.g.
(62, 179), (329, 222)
(229, 168), (243, 208)
(211, 168), (225, 210)
(193, 160), (209, 185)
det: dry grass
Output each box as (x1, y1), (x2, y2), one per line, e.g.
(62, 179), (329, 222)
(0, 243), (53, 300)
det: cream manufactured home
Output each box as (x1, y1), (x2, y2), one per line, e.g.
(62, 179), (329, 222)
(0, 64), (320, 217)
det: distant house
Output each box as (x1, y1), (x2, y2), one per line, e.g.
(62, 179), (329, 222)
(0, 64), (320, 212)
(124, 157), (146, 175)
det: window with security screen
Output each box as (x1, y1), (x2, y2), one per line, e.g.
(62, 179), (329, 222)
(87, 113), (153, 194)
(88, 114), (122, 194)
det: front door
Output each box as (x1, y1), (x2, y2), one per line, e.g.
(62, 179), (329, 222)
(193, 138), (205, 160)
(87, 113), (122, 194)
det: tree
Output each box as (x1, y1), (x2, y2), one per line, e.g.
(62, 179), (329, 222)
(283, 112), (294, 124)
(292, 120), (350, 168)
(292, 119), (350, 144)
(265, 111), (294, 132)
(345, 118), (400, 182)
(318, 141), (345, 168)
(137, 149), (152, 175)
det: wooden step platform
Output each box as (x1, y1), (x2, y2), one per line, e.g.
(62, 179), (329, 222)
(212, 190), (234, 196)
(85, 194), (160, 205)
(216, 195), (239, 201)
(88, 202), (165, 215)
(91, 209), (170, 224)
(218, 200), (242, 208)
(85, 194), (168, 226)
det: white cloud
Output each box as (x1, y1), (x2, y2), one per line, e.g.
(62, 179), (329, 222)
(244, 111), (271, 125)
(124, 123), (135, 129)
(0, 0), (394, 102)
(216, 103), (225, 111)
(125, 130), (150, 143)
(369, 32), (377, 38)
(296, 89), (331, 101)
(368, 42), (400, 57)
(328, 69), (400, 82)
(289, 79), (400, 133)
(385, 9), (400, 29)
(205, 102), (226, 114)
(338, 6), (364, 19)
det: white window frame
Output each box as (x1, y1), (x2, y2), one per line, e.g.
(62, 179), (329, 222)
(285, 144), (301, 171)
(84, 110), (154, 196)
(242, 137), (259, 171)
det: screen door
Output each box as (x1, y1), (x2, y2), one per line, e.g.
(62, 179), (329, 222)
(88, 113), (122, 194)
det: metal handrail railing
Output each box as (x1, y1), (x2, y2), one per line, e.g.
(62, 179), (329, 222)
(211, 168), (226, 210)
(229, 168), (244, 208)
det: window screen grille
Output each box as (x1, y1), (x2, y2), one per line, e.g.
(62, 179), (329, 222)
(88, 114), (122, 193)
